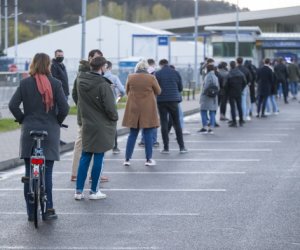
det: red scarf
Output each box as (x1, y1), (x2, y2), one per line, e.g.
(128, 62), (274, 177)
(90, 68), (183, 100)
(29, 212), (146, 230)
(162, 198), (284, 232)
(35, 74), (54, 112)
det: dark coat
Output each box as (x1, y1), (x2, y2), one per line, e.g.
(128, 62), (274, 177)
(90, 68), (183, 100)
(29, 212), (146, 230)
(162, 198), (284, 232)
(225, 68), (247, 97)
(155, 65), (183, 103)
(274, 63), (288, 84)
(77, 71), (118, 153)
(237, 65), (252, 85)
(51, 59), (69, 97)
(122, 72), (161, 128)
(257, 65), (274, 97)
(72, 60), (90, 126)
(9, 76), (69, 161)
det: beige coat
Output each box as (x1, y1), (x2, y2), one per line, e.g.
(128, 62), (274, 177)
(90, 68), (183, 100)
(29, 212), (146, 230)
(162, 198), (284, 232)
(122, 72), (161, 128)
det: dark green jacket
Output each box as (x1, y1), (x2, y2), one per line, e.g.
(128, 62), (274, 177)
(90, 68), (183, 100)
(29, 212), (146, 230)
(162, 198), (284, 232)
(288, 63), (300, 82)
(77, 71), (118, 153)
(72, 60), (90, 126)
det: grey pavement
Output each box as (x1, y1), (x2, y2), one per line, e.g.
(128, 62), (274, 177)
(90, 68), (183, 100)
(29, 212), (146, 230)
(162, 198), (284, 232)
(0, 97), (300, 249)
(0, 97), (200, 171)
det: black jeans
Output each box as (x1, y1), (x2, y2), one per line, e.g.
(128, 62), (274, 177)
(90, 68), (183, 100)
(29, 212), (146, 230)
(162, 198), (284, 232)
(24, 158), (54, 216)
(257, 95), (268, 116)
(229, 96), (243, 123)
(157, 102), (184, 150)
(220, 94), (228, 116)
(281, 81), (289, 103)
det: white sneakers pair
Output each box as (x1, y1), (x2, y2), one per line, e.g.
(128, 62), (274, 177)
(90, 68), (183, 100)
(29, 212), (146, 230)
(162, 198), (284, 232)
(74, 190), (106, 200)
(123, 159), (156, 166)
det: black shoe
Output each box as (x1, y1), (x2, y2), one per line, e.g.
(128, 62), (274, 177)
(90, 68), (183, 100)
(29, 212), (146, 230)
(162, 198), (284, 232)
(256, 114), (260, 118)
(138, 142), (145, 147)
(261, 114), (267, 118)
(215, 123), (220, 128)
(60, 140), (67, 146)
(240, 120), (245, 125)
(229, 123), (237, 128)
(112, 147), (121, 154)
(227, 120), (233, 124)
(153, 142), (160, 148)
(160, 149), (170, 154)
(43, 208), (58, 221)
(21, 176), (29, 184)
(285, 101), (289, 104)
(197, 128), (208, 134)
(220, 117), (229, 121)
(28, 214), (34, 222)
(179, 148), (188, 154)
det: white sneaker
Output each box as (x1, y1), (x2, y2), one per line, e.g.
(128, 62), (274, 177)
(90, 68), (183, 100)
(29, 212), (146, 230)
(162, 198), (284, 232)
(145, 159), (156, 166)
(273, 112), (279, 115)
(182, 130), (191, 135)
(74, 192), (84, 200)
(123, 160), (130, 166)
(246, 116), (251, 121)
(89, 191), (107, 200)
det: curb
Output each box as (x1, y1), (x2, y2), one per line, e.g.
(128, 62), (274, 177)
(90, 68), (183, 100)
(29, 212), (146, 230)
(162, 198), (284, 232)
(0, 107), (200, 172)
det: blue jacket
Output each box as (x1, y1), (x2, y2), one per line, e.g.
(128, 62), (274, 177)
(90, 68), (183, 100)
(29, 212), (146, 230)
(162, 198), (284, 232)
(155, 65), (183, 103)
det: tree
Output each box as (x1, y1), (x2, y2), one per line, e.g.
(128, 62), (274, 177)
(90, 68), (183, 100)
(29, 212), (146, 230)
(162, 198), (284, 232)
(106, 2), (124, 20)
(87, 1), (99, 20)
(133, 6), (152, 22)
(151, 3), (171, 21)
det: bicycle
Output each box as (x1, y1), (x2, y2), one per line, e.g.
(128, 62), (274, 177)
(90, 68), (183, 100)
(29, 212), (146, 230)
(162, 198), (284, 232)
(21, 130), (48, 228)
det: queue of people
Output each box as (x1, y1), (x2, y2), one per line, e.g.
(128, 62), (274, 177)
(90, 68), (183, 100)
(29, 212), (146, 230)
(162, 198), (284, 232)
(8, 48), (300, 222)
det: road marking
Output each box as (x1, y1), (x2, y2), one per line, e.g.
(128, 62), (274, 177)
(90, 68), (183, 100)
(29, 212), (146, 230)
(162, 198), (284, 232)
(0, 247), (159, 250)
(53, 171), (246, 175)
(0, 188), (226, 192)
(134, 148), (271, 152)
(250, 128), (294, 130)
(102, 159), (260, 162)
(168, 140), (281, 143)
(0, 211), (200, 216)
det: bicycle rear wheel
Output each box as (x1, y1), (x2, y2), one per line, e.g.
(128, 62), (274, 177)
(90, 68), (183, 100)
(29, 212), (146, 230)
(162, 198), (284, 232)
(33, 179), (39, 228)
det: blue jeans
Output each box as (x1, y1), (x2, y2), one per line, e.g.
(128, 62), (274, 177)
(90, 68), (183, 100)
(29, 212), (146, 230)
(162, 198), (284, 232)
(277, 83), (283, 98)
(241, 86), (250, 119)
(76, 151), (104, 193)
(290, 82), (298, 97)
(24, 158), (54, 216)
(266, 95), (279, 113)
(201, 110), (216, 128)
(141, 128), (158, 145)
(126, 128), (154, 161)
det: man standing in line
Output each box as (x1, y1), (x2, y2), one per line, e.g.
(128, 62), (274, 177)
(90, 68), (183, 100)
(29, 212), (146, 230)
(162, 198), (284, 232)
(274, 58), (289, 104)
(51, 49), (69, 99)
(287, 58), (300, 100)
(225, 61), (246, 127)
(104, 61), (125, 154)
(155, 59), (187, 154)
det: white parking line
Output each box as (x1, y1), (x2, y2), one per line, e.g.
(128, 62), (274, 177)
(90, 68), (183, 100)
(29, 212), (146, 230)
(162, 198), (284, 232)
(134, 149), (271, 152)
(0, 211), (201, 216)
(0, 188), (226, 192)
(0, 247), (159, 250)
(53, 171), (246, 175)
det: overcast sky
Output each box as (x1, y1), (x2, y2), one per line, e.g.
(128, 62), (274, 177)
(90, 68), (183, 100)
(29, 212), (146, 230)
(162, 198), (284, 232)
(218, 0), (300, 10)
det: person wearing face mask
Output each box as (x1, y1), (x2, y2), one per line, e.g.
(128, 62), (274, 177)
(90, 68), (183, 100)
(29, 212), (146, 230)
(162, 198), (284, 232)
(51, 49), (69, 99)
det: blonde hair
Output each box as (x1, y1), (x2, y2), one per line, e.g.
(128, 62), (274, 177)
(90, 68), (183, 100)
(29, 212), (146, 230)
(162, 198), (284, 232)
(135, 60), (149, 73)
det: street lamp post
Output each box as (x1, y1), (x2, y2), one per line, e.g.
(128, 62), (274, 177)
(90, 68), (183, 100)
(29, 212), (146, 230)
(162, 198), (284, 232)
(116, 23), (122, 65)
(0, 0), (2, 50)
(4, 0), (7, 54)
(194, 0), (199, 87)
(14, 0), (18, 66)
(98, 0), (102, 50)
(81, 0), (87, 59)
(235, 0), (239, 58)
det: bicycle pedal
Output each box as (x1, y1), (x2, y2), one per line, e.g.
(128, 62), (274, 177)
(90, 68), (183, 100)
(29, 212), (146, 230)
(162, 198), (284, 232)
(21, 176), (29, 184)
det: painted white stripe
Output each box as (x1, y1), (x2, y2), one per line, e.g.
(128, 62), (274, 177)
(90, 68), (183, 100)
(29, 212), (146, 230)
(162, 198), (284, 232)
(250, 128), (294, 130)
(54, 171), (246, 175)
(0, 188), (226, 192)
(60, 158), (260, 163)
(166, 140), (281, 143)
(0, 247), (159, 250)
(134, 148), (271, 152)
(0, 212), (200, 216)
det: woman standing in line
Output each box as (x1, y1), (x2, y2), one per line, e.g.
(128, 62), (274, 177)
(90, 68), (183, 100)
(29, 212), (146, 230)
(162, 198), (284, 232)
(122, 60), (161, 166)
(198, 64), (220, 134)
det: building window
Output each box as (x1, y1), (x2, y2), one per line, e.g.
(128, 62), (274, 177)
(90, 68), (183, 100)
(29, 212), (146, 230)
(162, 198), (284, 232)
(213, 42), (254, 57)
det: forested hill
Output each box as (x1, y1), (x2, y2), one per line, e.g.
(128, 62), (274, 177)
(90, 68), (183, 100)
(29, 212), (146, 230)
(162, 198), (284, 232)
(2, 0), (247, 47)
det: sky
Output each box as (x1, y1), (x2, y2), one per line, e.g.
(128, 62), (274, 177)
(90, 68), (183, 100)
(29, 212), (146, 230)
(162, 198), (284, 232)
(217, 0), (300, 11)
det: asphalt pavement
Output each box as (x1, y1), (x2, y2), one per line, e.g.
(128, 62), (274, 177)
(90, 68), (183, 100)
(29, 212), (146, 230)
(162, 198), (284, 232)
(0, 98), (300, 250)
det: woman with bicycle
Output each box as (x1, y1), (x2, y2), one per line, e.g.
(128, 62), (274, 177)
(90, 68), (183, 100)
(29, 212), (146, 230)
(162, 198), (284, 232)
(9, 53), (69, 221)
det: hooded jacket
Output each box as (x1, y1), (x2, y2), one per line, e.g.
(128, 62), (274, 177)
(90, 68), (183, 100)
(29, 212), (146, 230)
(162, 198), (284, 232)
(77, 71), (118, 153)
(225, 68), (247, 97)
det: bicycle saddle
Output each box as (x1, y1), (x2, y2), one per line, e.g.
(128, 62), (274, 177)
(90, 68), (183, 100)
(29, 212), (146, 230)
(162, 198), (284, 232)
(30, 130), (48, 138)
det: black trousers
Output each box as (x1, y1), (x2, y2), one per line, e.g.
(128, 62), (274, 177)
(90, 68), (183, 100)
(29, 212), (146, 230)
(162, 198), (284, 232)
(229, 96), (243, 123)
(220, 94), (228, 116)
(281, 81), (289, 103)
(257, 95), (268, 116)
(157, 102), (184, 150)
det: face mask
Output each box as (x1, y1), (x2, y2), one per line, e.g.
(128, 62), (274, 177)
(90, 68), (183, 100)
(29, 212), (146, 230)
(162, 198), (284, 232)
(56, 57), (64, 63)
